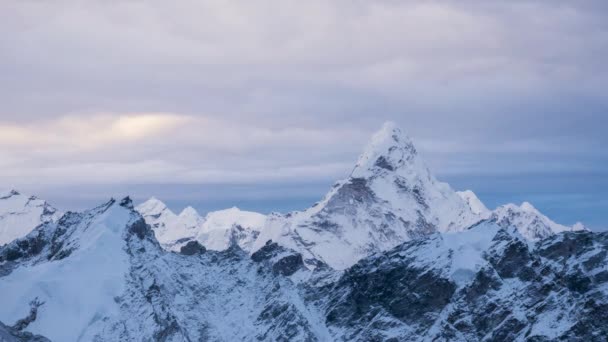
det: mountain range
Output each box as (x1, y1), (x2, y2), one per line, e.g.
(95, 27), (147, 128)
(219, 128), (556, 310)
(0, 122), (603, 341)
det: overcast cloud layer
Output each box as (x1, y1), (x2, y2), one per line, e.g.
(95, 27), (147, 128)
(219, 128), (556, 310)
(1, 1), (607, 229)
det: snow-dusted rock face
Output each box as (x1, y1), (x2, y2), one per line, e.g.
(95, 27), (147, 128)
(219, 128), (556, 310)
(0, 190), (61, 246)
(254, 122), (483, 269)
(312, 223), (608, 341)
(136, 197), (203, 251)
(492, 202), (588, 241)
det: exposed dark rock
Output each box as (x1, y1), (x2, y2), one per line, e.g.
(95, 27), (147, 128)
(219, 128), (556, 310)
(13, 298), (44, 331)
(374, 156), (395, 171)
(252, 240), (305, 276)
(179, 241), (206, 255)
(128, 218), (149, 240)
(0, 321), (50, 342)
(119, 196), (134, 209)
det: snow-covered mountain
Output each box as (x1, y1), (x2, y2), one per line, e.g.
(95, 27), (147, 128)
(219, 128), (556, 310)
(0, 190), (62, 246)
(0, 198), (606, 341)
(253, 122), (483, 269)
(491, 201), (587, 241)
(135, 123), (589, 270)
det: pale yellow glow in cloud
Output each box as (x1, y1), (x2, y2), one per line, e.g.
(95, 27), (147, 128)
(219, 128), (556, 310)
(0, 113), (192, 149)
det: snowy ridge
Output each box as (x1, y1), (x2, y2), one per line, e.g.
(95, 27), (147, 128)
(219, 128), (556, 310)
(0, 198), (332, 341)
(0, 190), (62, 246)
(0, 199), (134, 341)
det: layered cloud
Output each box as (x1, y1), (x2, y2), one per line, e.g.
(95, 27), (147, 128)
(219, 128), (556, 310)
(0, 1), (606, 227)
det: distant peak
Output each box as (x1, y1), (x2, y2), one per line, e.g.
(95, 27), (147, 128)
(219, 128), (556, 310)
(456, 190), (490, 216)
(179, 206), (199, 217)
(143, 197), (166, 207)
(520, 202), (537, 212)
(572, 222), (588, 231)
(136, 197), (170, 215)
(351, 121), (417, 178)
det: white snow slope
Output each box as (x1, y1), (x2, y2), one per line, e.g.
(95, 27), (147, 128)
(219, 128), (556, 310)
(0, 200), (131, 341)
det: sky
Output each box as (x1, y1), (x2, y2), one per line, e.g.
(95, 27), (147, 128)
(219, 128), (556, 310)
(1, 1), (607, 230)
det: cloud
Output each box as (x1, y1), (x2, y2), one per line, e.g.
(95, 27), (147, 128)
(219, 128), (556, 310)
(0, 1), (606, 226)
(0, 113), (191, 149)
(0, 112), (369, 185)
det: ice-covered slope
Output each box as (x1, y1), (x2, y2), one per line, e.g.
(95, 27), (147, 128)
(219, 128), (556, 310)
(136, 197), (203, 251)
(254, 122), (482, 269)
(491, 202), (588, 241)
(0, 190), (61, 246)
(0, 198), (134, 341)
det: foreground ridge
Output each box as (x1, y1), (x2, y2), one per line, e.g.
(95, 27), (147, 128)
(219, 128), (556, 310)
(0, 202), (606, 340)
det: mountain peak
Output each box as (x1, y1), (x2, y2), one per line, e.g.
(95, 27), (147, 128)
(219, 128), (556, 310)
(179, 206), (199, 217)
(520, 201), (537, 212)
(572, 222), (588, 231)
(456, 190), (490, 217)
(136, 197), (170, 216)
(351, 121), (417, 178)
